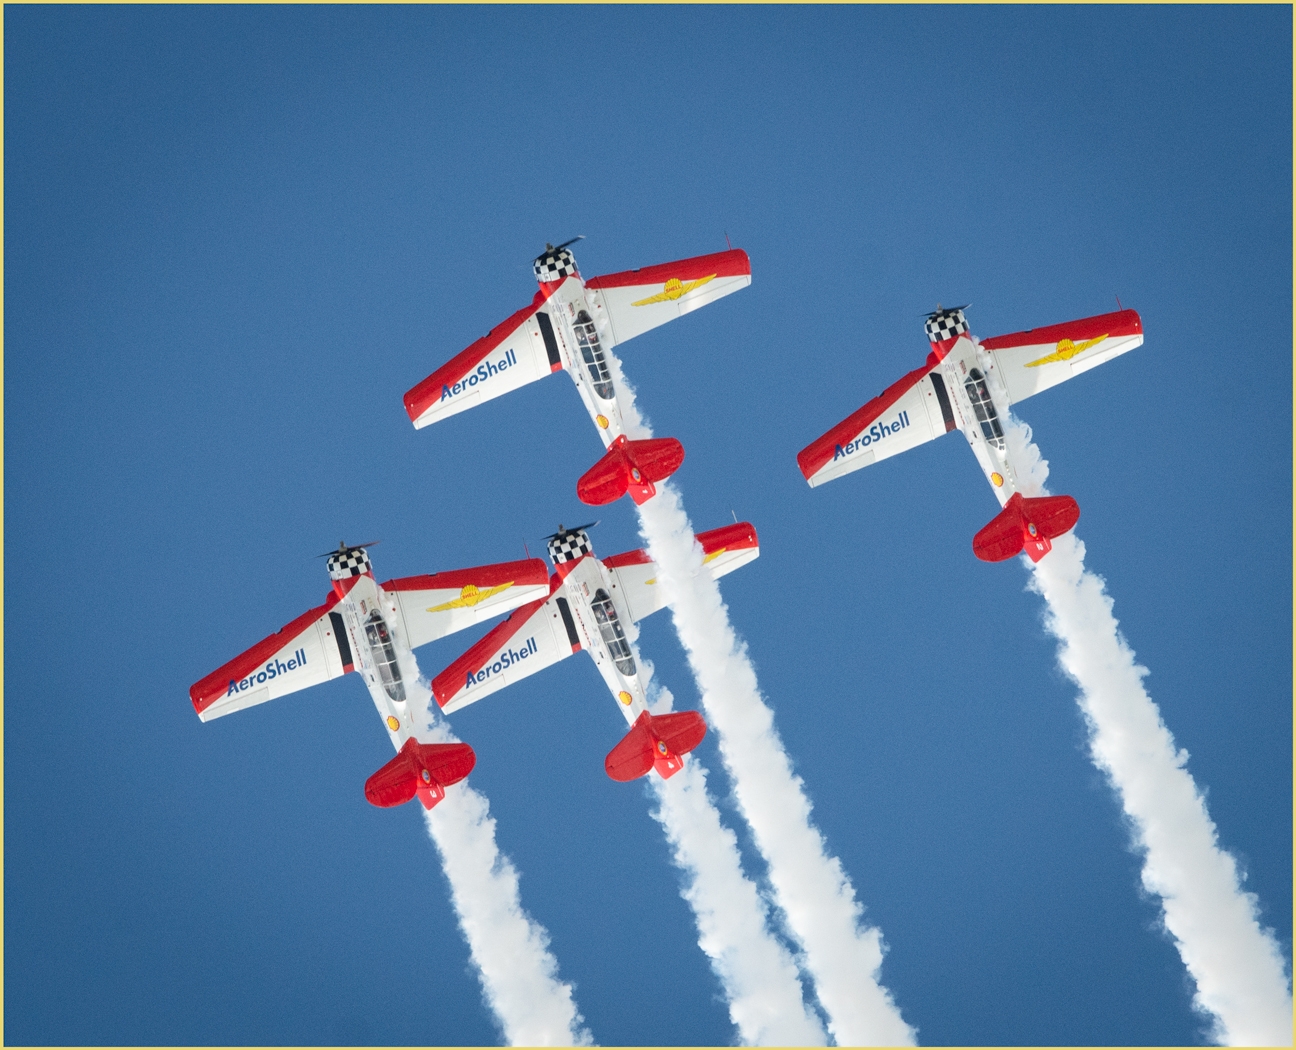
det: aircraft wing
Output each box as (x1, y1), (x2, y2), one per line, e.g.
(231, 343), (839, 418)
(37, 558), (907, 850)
(584, 248), (751, 347)
(797, 358), (956, 488)
(383, 557), (551, 650)
(981, 308), (1143, 405)
(190, 595), (353, 721)
(432, 578), (579, 714)
(603, 522), (760, 624)
(404, 290), (565, 429)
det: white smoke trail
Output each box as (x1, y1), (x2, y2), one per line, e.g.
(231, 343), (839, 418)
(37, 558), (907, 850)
(397, 650), (591, 1046)
(643, 680), (828, 1046)
(1003, 416), (1292, 1046)
(607, 351), (915, 1046)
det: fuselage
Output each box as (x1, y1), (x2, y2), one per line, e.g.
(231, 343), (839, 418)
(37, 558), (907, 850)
(924, 311), (1022, 508)
(544, 530), (651, 727)
(325, 548), (423, 750)
(533, 250), (633, 451)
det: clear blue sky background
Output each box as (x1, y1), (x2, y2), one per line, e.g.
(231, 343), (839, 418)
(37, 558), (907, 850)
(6, 7), (1290, 1046)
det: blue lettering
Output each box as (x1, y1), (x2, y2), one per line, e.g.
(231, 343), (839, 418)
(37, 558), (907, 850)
(437, 351), (522, 403)
(833, 443), (846, 461)
(227, 680), (238, 696)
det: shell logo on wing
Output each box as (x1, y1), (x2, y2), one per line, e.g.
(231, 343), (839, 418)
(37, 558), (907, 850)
(596, 414), (609, 429)
(386, 716), (400, 731)
(618, 690), (633, 706)
(991, 472), (1004, 487)
(631, 274), (717, 307)
(1025, 334), (1108, 368)
(427, 582), (514, 613)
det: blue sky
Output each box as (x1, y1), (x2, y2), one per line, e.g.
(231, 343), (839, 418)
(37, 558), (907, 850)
(5, 6), (1290, 1045)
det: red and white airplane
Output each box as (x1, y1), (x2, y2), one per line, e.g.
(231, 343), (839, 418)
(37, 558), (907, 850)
(190, 544), (550, 809)
(798, 306), (1144, 562)
(403, 240), (751, 507)
(433, 521), (759, 781)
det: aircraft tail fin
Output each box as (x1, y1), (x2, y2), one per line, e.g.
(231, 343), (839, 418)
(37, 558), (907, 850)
(576, 435), (685, 506)
(604, 710), (707, 782)
(973, 492), (1080, 564)
(364, 737), (476, 810)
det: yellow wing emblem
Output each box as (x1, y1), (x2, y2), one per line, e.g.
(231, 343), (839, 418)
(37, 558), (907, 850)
(1025, 334), (1108, 368)
(427, 581), (514, 613)
(631, 274), (717, 307)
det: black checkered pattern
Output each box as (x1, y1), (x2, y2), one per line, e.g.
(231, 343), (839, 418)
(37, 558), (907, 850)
(546, 529), (592, 565)
(327, 548), (372, 580)
(925, 309), (969, 344)
(533, 247), (579, 284)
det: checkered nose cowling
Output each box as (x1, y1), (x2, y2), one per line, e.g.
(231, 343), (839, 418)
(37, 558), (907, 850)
(327, 548), (372, 581)
(547, 529), (593, 565)
(534, 246), (579, 284)
(925, 308), (969, 345)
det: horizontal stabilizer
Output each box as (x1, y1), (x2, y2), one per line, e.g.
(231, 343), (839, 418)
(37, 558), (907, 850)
(576, 435), (685, 506)
(364, 737), (476, 810)
(972, 492), (1080, 563)
(605, 709), (707, 782)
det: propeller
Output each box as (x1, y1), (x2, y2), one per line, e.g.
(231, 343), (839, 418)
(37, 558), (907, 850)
(317, 540), (381, 558)
(922, 302), (971, 318)
(540, 235), (585, 255)
(545, 521), (599, 542)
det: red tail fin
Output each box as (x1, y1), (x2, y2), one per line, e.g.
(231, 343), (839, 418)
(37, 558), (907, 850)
(576, 435), (685, 506)
(973, 492), (1080, 563)
(605, 710), (707, 782)
(364, 737), (476, 810)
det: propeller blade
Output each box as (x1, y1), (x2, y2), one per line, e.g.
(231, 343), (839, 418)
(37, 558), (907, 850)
(922, 303), (971, 318)
(544, 520), (599, 542)
(554, 235), (585, 251)
(316, 540), (381, 558)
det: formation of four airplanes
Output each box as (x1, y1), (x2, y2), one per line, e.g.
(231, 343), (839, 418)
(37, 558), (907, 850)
(190, 239), (1144, 809)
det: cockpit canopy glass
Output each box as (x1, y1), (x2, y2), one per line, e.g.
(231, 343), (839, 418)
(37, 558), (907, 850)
(590, 588), (635, 677)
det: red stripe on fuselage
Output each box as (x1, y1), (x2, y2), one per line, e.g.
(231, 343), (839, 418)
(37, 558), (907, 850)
(585, 249), (750, 290)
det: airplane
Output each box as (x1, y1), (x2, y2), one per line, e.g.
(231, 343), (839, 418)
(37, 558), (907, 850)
(403, 239), (751, 507)
(797, 305), (1144, 562)
(432, 521), (759, 781)
(189, 543), (550, 809)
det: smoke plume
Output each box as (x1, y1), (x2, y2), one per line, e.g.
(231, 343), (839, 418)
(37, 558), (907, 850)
(645, 681), (828, 1046)
(398, 649), (591, 1046)
(607, 350), (915, 1045)
(1004, 416), (1292, 1046)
